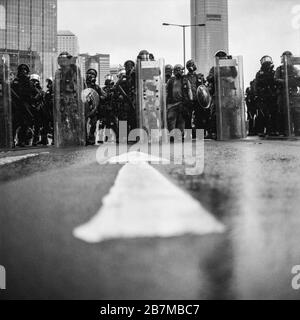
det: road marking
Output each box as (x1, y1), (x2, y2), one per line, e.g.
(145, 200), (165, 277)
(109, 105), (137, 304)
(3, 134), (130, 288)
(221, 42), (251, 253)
(73, 160), (225, 243)
(0, 152), (49, 166)
(107, 151), (170, 164)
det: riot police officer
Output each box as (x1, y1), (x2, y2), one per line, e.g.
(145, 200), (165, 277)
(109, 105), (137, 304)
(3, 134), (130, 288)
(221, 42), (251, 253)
(245, 80), (258, 136)
(185, 59), (206, 132)
(255, 55), (278, 137)
(85, 68), (106, 145)
(275, 51), (300, 136)
(166, 64), (193, 134)
(41, 77), (54, 145)
(29, 74), (45, 146)
(99, 78), (118, 141)
(206, 50), (238, 139)
(165, 64), (173, 83)
(11, 64), (36, 147)
(112, 61), (136, 135)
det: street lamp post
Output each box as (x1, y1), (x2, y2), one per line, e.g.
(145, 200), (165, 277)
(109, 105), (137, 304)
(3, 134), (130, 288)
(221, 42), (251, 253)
(162, 23), (205, 71)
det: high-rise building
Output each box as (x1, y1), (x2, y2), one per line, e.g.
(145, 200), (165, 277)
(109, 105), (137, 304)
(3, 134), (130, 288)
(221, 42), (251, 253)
(57, 30), (79, 57)
(0, 0), (57, 83)
(78, 53), (110, 87)
(190, 0), (229, 76)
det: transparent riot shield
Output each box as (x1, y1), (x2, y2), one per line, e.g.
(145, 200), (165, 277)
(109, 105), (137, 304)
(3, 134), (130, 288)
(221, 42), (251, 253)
(282, 56), (300, 137)
(136, 58), (167, 142)
(0, 54), (13, 148)
(214, 56), (246, 140)
(54, 55), (86, 147)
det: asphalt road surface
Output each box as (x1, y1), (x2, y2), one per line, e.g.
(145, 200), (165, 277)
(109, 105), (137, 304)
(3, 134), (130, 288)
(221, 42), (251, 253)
(1, 138), (300, 300)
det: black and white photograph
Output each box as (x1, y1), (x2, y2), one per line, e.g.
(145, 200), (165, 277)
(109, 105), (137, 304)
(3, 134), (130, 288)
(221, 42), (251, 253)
(1, 0), (300, 305)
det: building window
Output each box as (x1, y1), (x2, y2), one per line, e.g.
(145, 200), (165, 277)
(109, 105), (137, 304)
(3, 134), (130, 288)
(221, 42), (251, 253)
(0, 5), (5, 29)
(206, 14), (222, 21)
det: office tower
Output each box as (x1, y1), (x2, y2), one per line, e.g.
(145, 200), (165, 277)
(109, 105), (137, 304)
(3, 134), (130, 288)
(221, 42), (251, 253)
(0, 0), (57, 83)
(190, 0), (229, 76)
(57, 30), (79, 57)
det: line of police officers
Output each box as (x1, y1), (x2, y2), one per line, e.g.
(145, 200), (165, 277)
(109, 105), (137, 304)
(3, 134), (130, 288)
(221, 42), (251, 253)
(246, 50), (300, 137)
(11, 49), (299, 147)
(11, 64), (54, 147)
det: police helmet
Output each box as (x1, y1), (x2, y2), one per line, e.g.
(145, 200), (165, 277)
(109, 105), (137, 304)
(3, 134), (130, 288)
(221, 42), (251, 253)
(174, 64), (184, 71)
(46, 77), (53, 83)
(186, 59), (195, 69)
(17, 64), (30, 73)
(149, 53), (155, 61)
(137, 50), (149, 61)
(59, 51), (72, 58)
(124, 60), (135, 68)
(165, 64), (173, 73)
(30, 74), (41, 82)
(104, 79), (111, 86)
(282, 51), (293, 57)
(260, 55), (273, 65)
(215, 50), (228, 58)
(86, 68), (97, 77)
(173, 64), (184, 76)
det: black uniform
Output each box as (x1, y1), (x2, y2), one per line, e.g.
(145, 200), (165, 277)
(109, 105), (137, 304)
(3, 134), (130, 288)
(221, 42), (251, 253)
(185, 71), (207, 131)
(255, 63), (278, 136)
(41, 82), (54, 145)
(30, 80), (45, 145)
(113, 71), (136, 135)
(245, 80), (258, 135)
(99, 81), (118, 141)
(11, 75), (36, 146)
(275, 64), (300, 135)
(85, 81), (106, 144)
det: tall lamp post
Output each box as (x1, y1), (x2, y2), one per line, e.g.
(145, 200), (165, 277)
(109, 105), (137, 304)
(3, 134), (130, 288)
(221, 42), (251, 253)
(162, 23), (205, 71)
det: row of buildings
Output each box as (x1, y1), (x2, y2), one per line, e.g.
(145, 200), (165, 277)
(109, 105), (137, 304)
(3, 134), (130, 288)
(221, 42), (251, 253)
(0, 0), (229, 86)
(57, 30), (110, 86)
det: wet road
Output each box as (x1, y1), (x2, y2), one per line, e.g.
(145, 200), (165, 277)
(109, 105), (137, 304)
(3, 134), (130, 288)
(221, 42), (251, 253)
(1, 139), (300, 299)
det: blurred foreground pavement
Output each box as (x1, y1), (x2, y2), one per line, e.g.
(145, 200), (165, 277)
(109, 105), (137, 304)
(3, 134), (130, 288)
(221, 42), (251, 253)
(1, 138), (300, 300)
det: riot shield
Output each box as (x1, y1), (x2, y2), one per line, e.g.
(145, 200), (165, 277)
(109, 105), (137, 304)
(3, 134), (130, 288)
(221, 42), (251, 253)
(0, 54), (13, 149)
(282, 56), (300, 137)
(136, 58), (167, 142)
(214, 56), (246, 140)
(54, 56), (86, 147)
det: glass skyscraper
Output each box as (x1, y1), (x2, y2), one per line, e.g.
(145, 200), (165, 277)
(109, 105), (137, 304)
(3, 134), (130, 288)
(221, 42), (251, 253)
(191, 0), (229, 76)
(0, 0), (57, 83)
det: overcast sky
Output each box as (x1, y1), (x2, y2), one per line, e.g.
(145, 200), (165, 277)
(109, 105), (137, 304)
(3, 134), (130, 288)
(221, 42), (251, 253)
(58, 0), (300, 85)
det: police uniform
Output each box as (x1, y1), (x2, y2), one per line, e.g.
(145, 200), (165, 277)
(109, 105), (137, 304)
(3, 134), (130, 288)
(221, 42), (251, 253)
(185, 71), (206, 131)
(11, 66), (36, 146)
(275, 64), (300, 135)
(166, 75), (192, 133)
(255, 64), (277, 136)
(85, 69), (107, 144)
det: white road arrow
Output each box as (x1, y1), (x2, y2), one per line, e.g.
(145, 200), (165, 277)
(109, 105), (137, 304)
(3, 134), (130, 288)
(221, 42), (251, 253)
(0, 152), (49, 166)
(73, 152), (225, 243)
